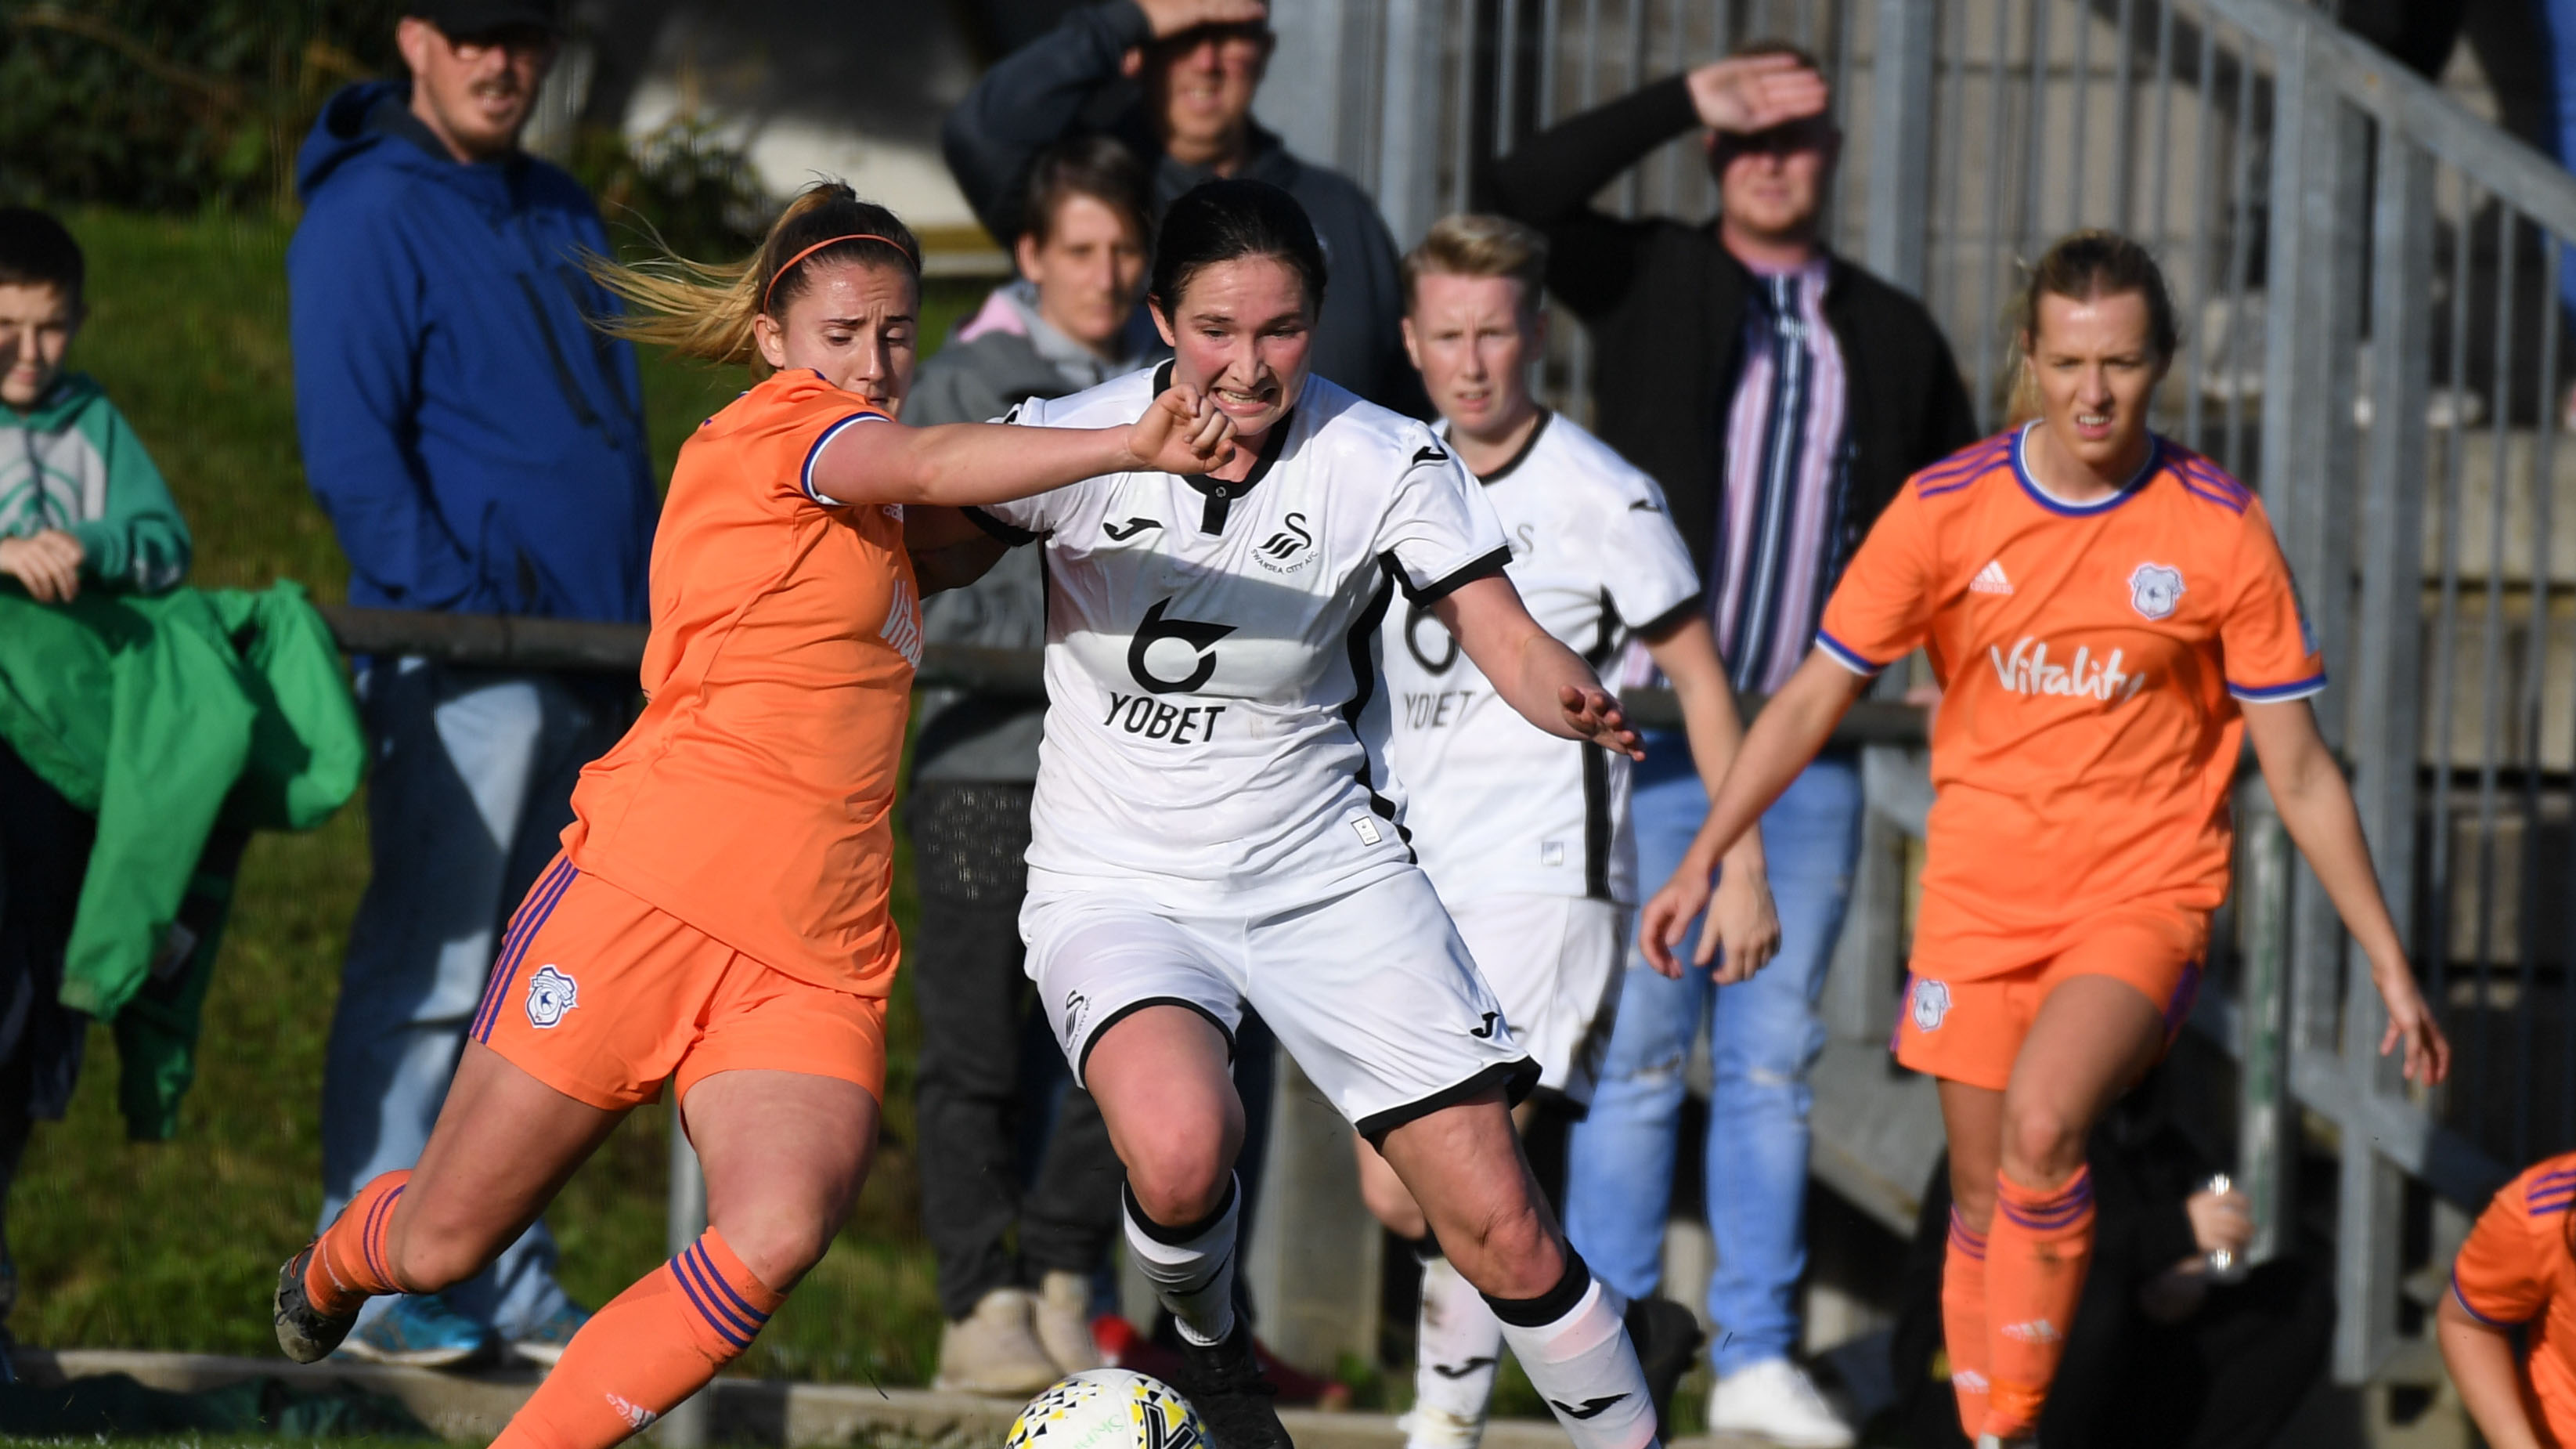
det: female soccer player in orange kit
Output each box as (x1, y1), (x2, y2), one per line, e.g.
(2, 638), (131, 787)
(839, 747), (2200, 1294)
(1637, 230), (2449, 1449)
(267, 182), (1236, 1449)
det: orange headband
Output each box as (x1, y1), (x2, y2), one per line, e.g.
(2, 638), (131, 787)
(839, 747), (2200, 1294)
(762, 233), (917, 314)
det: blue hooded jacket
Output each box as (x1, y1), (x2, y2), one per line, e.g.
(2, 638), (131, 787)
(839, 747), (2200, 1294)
(290, 81), (655, 623)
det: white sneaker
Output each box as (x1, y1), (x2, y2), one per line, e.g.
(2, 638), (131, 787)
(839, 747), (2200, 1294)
(1706, 1358), (1856, 1447)
(1033, 1270), (1103, 1374)
(932, 1288), (1063, 1397)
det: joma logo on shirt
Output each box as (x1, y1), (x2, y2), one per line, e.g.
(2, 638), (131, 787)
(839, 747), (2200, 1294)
(1987, 638), (2145, 702)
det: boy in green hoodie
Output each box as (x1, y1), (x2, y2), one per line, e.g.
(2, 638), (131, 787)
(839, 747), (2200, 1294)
(0, 207), (192, 1375)
(0, 207), (190, 599)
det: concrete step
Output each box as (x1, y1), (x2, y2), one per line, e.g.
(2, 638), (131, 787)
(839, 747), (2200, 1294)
(28, 1347), (1776, 1448)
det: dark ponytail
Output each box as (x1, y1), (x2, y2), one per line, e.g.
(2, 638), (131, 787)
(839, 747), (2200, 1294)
(1148, 179), (1328, 319)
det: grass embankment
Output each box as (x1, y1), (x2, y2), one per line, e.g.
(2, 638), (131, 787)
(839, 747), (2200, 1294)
(15, 210), (983, 1389)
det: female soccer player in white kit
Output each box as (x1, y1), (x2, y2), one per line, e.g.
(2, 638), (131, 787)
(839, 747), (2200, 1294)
(958, 180), (1669, 1449)
(1359, 215), (1781, 1449)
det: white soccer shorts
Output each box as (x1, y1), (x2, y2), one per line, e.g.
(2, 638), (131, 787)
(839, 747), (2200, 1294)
(1445, 892), (1629, 1108)
(1023, 868), (1540, 1140)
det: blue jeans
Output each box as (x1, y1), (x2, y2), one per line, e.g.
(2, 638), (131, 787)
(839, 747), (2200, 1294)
(1564, 735), (1862, 1374)
(317, 659), (622, 1335)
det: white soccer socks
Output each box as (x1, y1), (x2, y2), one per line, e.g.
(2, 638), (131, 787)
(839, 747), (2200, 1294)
(1409, 1250), (1505, 1449)
(1122, 1174), (1241, 1347)
(1484, 1251), (1659, 1449)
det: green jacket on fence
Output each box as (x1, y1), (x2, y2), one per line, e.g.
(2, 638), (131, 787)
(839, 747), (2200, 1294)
(0, 581), (363, 1139)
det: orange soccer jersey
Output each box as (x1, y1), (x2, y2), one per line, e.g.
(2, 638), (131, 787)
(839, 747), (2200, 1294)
(561, 368), (923, 998)
(1817, 427), (2325, 977)
(2452, 1153), (2576, 1446)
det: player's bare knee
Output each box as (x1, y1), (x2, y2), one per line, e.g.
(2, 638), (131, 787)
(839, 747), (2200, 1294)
(1948, 1170), (1997, 1231)
(715, 1209), (832, 1288)
(2000, 1100), (2086, 1185)
(1124, 1140), (1230, 1227)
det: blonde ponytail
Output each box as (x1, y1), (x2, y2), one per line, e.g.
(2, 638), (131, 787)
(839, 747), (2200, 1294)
(584, 182), (922, 373)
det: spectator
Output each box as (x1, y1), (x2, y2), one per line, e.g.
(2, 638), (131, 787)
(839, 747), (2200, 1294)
(287, 0), (656, 1369)
(1484, 42), (1977, 1447)
(0, 208), (191, 602)
(904, 134), (1165, 1395)
(942, 0), (1428, 416)
(1892, 1075), (2334, 1449)
(2440, 1147), (2576, 1449)
(0, 204), (192, 1376)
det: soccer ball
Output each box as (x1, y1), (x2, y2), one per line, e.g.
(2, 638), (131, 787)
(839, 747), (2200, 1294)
(1005, 1368), (1207, 1449)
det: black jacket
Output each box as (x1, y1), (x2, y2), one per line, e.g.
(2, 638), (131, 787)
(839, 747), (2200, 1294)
(1481, 75), (1980, 586)
(941, 0), (1429, 417)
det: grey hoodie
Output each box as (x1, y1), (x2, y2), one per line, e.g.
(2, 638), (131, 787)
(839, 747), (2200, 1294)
(908, 283), (1167, 782)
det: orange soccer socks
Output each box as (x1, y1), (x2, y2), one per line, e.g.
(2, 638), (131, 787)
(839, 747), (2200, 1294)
(304, 1170), (415, 1319)
(1983, 1166), (2096, 1440)
(492, 1228), (785, 1449)
(1939, 1206), (1992, 1438)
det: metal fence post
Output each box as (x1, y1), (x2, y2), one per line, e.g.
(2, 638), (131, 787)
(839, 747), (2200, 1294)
(2237, 785), (2293, 1266)
(2260, 26), (2402, 1386)
(1373, 0), (1449, 244)
(1862, 0), (1936, 297)
(658, 1117), (711, 1447)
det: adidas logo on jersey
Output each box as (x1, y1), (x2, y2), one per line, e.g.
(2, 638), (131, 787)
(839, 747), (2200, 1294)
(1971, 559), (2014, 594)
(1988, 638), (2145, 703)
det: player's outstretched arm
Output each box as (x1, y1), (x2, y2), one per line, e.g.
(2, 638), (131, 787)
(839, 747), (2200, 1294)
(814, 384), (1236, 508)
(1639, 648), (1867, 978)
(2438, 1292), (2546, 1449)
(1642, 613), (1779, 981)
(1434, 574), (1643, 758)
(2242, 698), (2451, 1085)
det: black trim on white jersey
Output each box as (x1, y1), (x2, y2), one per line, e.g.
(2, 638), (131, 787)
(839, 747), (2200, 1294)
(1578, 588), (1621, 899)
(962, 505), (1041, 547)
(1356, 1057), (1542, 1145)
(1184, 412), (1294, 533)
(1472, 410), (1553, 485)
(1077, 996), (1237, 1082)
(1581, 746), (1613, 900)
(1634, 591), (1708, 644)
(1343, 562), (1412, 850)
(1404, 546), (1513, 605)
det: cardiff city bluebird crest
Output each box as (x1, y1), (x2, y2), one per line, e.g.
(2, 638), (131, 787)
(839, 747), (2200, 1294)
(525, 964), (579, 1028)
(2129, 562), (2185, 620)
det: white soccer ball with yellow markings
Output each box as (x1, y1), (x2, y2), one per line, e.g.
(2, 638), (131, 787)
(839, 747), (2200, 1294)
(1006, 1368), (1207, 1449)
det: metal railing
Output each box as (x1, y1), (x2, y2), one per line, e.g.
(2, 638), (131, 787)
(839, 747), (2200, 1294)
(1296, 0), (2576, 1389)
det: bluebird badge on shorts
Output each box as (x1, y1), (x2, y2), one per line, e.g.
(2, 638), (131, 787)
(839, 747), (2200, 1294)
(1910, 977), (1952, 1032)
(2129, 562), (2185, 620)
(525, 964), (579, 1028)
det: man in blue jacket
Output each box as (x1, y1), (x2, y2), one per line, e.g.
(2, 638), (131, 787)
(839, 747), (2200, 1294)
(288, 0), (655, 1370)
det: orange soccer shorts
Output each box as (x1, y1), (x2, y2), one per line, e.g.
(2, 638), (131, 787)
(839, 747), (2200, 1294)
(1891, 908), (2208, 1091)
(471, 855), (889, 1110)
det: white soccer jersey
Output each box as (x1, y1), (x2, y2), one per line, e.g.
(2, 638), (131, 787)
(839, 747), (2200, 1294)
(974, 365), (1510, 914)
(1380, 412), (1703, 906)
